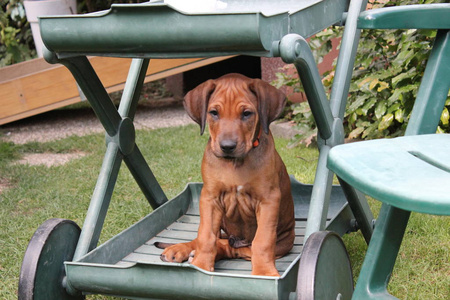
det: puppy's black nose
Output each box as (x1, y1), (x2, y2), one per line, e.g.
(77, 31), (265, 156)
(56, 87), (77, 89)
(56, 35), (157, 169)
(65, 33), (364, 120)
(220, 140), (237, 154)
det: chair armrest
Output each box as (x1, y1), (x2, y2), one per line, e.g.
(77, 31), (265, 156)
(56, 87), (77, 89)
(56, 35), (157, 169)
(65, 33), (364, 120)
(358, 4), (450, 29)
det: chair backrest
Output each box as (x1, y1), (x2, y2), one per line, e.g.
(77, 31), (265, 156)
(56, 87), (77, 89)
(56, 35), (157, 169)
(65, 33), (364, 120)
(358, 4), (450, 136)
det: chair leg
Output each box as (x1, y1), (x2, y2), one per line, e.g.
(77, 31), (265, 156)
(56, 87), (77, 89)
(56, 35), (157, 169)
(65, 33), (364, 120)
(353, 203), (411, 300)
(338, 178), (374, 244)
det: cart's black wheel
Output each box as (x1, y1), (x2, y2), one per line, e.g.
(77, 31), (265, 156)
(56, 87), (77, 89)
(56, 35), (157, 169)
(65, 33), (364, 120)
(19, 218), (84, 300)
(296, 231), (353, 300)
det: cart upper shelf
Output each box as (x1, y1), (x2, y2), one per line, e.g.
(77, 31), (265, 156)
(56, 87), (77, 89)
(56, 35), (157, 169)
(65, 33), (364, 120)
(39, 0), (349, 58)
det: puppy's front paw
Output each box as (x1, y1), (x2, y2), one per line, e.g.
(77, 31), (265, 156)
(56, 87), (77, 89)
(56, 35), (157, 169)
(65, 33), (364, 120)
(191, 252), (215, 272)
(188, 250), (195, 263)
(160, 243), (193, 263)
(252, 262), (280, 277)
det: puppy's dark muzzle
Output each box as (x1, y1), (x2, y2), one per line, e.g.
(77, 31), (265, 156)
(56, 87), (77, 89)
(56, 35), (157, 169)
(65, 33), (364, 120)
(220, 139), (237, 155)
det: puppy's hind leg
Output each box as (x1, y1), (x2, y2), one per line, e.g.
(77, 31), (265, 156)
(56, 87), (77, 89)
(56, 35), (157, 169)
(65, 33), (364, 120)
(216, 239), (252, 261)
(158, 240), (197, 263)
(228, 235), (251, 248)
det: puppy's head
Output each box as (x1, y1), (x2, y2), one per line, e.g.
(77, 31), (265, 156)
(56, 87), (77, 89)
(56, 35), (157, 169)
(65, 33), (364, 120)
(184, 73), (286, 159)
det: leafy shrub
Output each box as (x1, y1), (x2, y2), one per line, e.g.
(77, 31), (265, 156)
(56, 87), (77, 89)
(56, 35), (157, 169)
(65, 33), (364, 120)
(0, 0), (146, 66)
(0, 0), (35, 66)
(346, 13), (450, 139)
(275, 0), (450, 145)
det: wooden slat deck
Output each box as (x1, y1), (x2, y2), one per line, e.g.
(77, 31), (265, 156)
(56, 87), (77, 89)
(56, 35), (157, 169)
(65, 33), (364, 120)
(118, 214), (311, 276)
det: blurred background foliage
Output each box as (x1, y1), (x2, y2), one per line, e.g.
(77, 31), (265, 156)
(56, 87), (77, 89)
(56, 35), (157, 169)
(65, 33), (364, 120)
(273, 0), (450, 146)
(0, 0), (145, 66)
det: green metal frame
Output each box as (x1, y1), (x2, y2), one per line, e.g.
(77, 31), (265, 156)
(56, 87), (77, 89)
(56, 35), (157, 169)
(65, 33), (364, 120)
(328, 4), (450, 300)
(278, 0), (374, 243)
(40, 0), (350, 58)
(45, 54), (170, 264)
(63, 179), (353, 299)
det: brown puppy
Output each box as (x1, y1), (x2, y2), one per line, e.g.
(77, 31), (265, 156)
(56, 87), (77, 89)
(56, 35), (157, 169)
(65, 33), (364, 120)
(160, 73), (295, 276)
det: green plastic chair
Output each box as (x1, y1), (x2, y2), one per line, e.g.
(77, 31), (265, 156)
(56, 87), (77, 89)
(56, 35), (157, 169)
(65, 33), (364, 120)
(328, 4), (450, 299)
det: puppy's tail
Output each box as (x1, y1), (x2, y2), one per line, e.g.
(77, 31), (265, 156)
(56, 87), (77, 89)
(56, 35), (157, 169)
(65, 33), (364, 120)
(154, 242), (175, 249)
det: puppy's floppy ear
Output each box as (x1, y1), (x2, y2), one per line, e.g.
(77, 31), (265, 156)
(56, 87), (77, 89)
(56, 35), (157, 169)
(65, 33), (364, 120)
(249, 79), (286, 134)
(183, 80), (216, 135)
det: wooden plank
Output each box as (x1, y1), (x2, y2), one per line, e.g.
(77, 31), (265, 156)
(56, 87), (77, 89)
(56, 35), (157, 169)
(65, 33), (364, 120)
(277, 253), (301, 262)
(167, 222), (199, 232)
(0, 57), (56, 81)
(0, 56), (233, 125)
(135, 244), (164, 255)
(177, 215), (200, 224)
(294, 236), (305, 245)
(157, 230), (197, 240)
(291, 245), (303, 253)
(295, 228), (305, 236)
(295, 220), (307, 228)
(146, 237), (189, 245)
(0, 59), (81, 122)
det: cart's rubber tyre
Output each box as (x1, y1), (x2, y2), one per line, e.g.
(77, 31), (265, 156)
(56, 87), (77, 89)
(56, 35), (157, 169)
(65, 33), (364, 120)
(18, 218), (84, 300)
(296, 231), (353, 300)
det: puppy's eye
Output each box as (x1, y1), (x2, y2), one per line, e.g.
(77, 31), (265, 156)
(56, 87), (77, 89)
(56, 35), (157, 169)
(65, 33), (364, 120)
(242, 110), (253, 119)
(209, 110), (219, 118)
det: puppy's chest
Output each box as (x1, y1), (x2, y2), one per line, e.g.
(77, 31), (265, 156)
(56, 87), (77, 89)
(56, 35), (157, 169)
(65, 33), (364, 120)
(218, 185), (258, 221)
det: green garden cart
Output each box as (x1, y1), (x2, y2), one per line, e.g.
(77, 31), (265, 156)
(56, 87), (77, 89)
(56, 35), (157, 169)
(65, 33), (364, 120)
(18, 1), (449, 299)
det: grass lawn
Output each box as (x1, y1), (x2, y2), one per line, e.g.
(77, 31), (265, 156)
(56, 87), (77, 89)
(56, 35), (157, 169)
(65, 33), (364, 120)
(0, 124), (448, 299)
